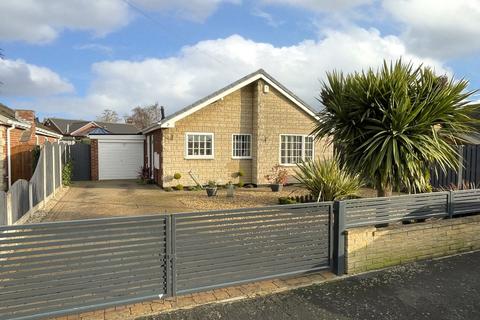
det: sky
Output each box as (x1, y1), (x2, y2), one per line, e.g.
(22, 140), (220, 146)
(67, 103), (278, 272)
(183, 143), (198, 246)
(1, 0), (480, 121)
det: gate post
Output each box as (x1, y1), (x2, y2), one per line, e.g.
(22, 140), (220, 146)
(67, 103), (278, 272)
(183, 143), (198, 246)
(333, 200), (346, 275)
(165, 215), (177, 297)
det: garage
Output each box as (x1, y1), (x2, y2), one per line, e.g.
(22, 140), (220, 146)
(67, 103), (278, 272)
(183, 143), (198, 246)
(90, 135), (145, 180)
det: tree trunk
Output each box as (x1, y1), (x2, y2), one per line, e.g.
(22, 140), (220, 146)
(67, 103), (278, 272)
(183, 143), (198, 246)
(376, 180), (393, 197)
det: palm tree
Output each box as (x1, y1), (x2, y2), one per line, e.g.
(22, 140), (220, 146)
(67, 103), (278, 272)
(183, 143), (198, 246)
(313, 60), (478, 196)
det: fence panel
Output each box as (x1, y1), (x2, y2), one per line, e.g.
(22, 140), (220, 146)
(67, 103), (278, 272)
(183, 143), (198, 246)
(30, 148), (45, 207)
(44, 142), (53, 197)
(344, 192), (449, 228)
(452, 189), (480, 216)
(9, 179), (29, 223)
(0, 192), (6, 226)
(54, 143), (61, 189)
(0, 215), (169, 320)
(174, 203), (332, 295)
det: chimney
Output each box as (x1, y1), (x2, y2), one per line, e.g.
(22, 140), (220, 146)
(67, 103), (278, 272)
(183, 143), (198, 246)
(15, 109), (35, 124)
(160, 106), (165, 120)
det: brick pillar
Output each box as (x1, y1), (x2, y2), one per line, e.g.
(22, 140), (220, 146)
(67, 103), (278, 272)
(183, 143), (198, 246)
(90, 140), (99, 181)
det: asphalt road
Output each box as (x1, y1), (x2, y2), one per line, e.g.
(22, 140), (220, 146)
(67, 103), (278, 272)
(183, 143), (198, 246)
(143, 251), (480, 320)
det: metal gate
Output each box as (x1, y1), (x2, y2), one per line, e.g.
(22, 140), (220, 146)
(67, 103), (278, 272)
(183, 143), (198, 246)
(70, 143), (91, 181)
(172, 203), (332, 294)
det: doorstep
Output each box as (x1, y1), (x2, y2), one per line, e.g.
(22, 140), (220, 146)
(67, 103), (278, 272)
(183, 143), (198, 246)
(53, 270), (336, 320)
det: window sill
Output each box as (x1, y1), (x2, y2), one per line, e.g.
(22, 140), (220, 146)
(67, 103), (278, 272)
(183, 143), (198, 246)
(232, 157), (252, 160)
(185, 156), (215, 160)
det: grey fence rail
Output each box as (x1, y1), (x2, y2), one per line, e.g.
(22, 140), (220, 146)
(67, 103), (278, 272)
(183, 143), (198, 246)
(2, 142), (69, 225)
(0, 203), (332, 320)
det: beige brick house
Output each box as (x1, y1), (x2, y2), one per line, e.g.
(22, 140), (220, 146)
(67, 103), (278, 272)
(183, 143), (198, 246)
(143, 69), (333, 188)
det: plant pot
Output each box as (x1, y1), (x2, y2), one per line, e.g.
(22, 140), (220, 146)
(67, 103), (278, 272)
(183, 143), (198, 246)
(206, 187), (217, 197)
(226, 184), (235, 197)
(270, 184), (283, 192)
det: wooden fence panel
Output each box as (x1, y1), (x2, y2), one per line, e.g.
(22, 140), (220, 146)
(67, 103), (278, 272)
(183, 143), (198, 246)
(10, 145), (36, 184)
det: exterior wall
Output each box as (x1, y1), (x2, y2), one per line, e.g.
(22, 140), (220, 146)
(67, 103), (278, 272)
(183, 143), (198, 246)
(160, 85), (255, 187)
(90, 139), (99, 181)
(157, 81), (333, 187)
(345, 215), (480, 274)
(0, 126), (6, 191)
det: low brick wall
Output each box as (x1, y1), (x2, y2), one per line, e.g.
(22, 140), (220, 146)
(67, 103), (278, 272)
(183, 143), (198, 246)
(345, 215), (480, 274)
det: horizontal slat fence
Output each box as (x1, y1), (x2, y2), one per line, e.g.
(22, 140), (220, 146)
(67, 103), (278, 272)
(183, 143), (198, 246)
(173, 203), (332, 294)
(452, 189), (480, 215)
(343, 192), (449, 228)
(0, 215), (168, 320)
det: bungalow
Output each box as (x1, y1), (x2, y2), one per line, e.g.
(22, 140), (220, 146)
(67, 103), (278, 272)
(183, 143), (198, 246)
(0, 104), (63, 190)
(138, 69), (333, 187)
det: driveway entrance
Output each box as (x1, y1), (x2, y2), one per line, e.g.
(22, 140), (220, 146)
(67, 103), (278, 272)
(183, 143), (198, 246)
(43, 180), (193, 221)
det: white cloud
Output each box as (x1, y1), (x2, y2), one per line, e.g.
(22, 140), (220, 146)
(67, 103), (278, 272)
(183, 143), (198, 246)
(74, 43), (114, 56)
(383, 0), (480, 58)
(261, 0), (374, 12)
(252, 8), (284, 27)
(0, 59), (74, 96)
(0, 0), (132, 44)
(35, 29), (447, 119)
(0, 0), (239, 44)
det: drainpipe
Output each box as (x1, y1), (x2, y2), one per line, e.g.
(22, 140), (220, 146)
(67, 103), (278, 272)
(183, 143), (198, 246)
(6, 125), (15, 189)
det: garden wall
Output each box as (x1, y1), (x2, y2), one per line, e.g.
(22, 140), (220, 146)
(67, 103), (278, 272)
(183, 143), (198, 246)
(345, 215), (480, 274)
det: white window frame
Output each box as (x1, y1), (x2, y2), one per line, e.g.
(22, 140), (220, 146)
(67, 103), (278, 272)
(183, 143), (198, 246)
(185, 132), (215, 159)
(279, 134), (315, 166)
(231, 134), (252, 159)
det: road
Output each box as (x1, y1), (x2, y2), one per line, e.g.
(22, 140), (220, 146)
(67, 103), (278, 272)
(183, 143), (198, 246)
(143, 251), (480, 320)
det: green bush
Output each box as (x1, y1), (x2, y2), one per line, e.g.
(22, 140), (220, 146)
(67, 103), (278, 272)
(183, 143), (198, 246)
(237, 181), (244, 188)
(294, 156), (363, 201)
(164, 187), (173, 192)
(62, 161), (73, 186)
(278, 197), (297, 205)
(173, 172), (182, 180)
(174, 184), (184, 191)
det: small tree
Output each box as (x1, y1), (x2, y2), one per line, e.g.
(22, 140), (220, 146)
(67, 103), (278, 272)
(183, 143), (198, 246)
(313, 60), (478, 196)
(125, 103), (163, 129)
(97, 109), (120, 123)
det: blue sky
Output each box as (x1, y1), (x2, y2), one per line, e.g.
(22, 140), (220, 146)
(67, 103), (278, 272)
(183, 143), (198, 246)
(1, 0), (479, 120)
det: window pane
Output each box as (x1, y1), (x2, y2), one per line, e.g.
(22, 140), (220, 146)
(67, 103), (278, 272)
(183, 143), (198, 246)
(187, 134), (213, 157)
(232, 134), (251, 158)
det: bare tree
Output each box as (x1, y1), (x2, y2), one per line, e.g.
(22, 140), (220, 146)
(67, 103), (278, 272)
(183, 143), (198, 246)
(97, 109), (120, 123)
(125, 103), (164, 129)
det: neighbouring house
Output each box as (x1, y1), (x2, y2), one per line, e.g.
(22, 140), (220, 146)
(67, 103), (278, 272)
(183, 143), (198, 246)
(0, 103), (63, 191)
(136, 69), (333, 188)
(43, 118), (139, 141)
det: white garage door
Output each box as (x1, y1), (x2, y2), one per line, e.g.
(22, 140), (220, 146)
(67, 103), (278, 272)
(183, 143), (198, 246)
(98, 140), (144, 180)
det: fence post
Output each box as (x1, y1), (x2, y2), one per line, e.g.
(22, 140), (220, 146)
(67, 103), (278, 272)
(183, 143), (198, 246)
(333, 200), (346, 275)
(42, 147), (47, 207)
(58, 144), (63, 187)
(52, 145), (56, 196)
(165, 215), (177, 297)
(457, 145), (464, 189)
(5, 192), (13, 225)
(28, 181), (33, 212)
(447, 190), (454, 218)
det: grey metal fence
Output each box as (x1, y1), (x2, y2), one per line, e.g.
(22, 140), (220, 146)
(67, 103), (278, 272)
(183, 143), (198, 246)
(54, 143), (61, 189)
(0, 203), (332, 320)
(173, 203), (332, 295)
(45, 142), (54, 197)
(0, 215), (168, 320)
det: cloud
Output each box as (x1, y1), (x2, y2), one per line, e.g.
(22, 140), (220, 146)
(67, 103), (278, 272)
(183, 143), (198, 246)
(33, 29), (447, 119)
(383, 0), (480, 58)
(0, 59), (74, 96)
(0, 0), (239, 44)
(261, 0), (374, 12)
(251, 8), (284, 27)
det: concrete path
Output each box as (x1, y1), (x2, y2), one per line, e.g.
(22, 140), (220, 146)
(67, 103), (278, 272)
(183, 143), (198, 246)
(143, 251), (480, 320)
(43, 180), (193, 221)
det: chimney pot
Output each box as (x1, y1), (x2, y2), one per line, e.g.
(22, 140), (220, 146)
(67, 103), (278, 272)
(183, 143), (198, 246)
(160, 106), (165, 120)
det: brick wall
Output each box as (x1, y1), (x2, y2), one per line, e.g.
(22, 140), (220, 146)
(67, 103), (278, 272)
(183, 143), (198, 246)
(91, 139), (99, 180)
(157, 81), (333, 188)
(345, 215), (480, 274)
